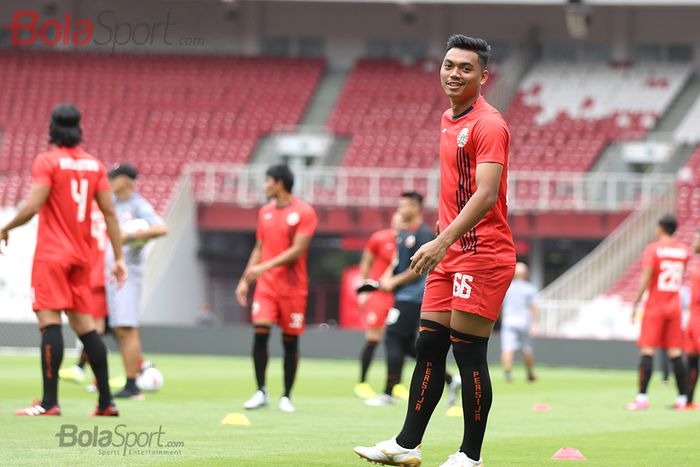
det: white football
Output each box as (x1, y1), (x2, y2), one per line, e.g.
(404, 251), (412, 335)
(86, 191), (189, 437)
(122, 218), (150, 247)
(136, 367), (164, 392)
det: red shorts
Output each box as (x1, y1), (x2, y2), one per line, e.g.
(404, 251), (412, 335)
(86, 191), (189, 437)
(422, 264), (515, 321)
(252, 291), (307, 336)
(364, 292), (394, 330)
(638, 311), (683, 349)
(92, 286), (108, 320)
(684, 321), (700, 355)
(31, 261), (92, 314)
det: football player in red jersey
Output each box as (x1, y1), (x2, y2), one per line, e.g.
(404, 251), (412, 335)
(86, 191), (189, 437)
(354, 212), (402, 400)
(235, 164), (317, 413)
(626, 215), (689, 411)
(1, 104), (127, 416)
(685, 229), (700, 410)
(355, 35), (514, 467)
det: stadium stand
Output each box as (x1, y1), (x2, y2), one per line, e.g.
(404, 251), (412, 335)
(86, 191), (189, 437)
(507, 61), (691, 173)
(327, 59), (497, 174)
(607, 144), (700, 301)
(0, 52), (324, 212)
(675, 95), (700, 145)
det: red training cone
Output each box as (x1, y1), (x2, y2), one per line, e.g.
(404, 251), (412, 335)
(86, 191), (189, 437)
(532, 403), (551, 412)
(552, 448), (586, 461)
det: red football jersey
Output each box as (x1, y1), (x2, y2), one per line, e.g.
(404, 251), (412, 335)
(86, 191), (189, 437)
(642, 239), (689, 316)
(438, 96), (515, 271)
(255, 197), (317, 297)
(32, 147), (111, 266)
(366, 228), (396, 281)
(89, 207), (107, 288)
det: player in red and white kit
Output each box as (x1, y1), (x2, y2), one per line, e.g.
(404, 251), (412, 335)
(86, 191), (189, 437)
(355, 35), (515, 467)
(1, 104), (127, 416)
(354, 212), (401, 400)
(235, 164), (317, 413)
(684, 230), (700, 410)
(627, 215), (689, 411)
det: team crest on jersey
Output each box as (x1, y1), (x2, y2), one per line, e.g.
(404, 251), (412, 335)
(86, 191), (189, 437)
(286, 212), (300, 226)
(457, 126), (469, 147)
(405, 235), (416, 249)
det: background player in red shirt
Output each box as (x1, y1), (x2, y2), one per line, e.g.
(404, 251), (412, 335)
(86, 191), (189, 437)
(354, 212), (402, 400)
(684, 229), (700, 409)
(1, 104), (127, 416)
(627, 215), (689, 411)
(235, 164), (317, 413)
(355, 35), (515, 467)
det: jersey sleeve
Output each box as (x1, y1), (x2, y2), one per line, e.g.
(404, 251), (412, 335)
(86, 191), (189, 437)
(474, 116), (509, 165)
(95, 163), (111, 193)
(31, 153), (53, 187)
(136, 196), (164, 226)
(642, 244), (656, 270)
(296, 206), (317, 238)
(366, 231), (381, 256)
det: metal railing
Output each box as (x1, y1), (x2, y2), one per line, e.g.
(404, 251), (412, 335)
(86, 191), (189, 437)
(184, 163), (675, 213)
(539, 183), (675, 304)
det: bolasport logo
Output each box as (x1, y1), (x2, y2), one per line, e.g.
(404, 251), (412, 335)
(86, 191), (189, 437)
(4, 10), (206, 51)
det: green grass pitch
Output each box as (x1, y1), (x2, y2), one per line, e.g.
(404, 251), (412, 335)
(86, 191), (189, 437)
(2, 353), (699, 466)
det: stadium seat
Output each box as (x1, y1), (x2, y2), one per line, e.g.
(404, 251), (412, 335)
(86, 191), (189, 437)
(0, 51), (324, 212)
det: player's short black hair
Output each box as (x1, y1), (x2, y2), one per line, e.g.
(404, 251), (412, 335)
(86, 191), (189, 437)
(401, 191), (424, 207)
(658, 214), (678, 235)
(49, 103), (82, 148)
(265, 164), (294, 193)
(445, 34), (491, 69)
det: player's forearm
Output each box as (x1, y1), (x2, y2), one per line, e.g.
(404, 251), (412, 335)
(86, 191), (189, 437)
(131, 224), (168, 241)
(436, 189), (496, 249)
(104, 213), (125, 261)
(2, 205), (38, 232)
(391, 268), (421, 287)
(359, 250), (373, 281)
(262, 246), (304, 270)
(242, 246), (262, 276)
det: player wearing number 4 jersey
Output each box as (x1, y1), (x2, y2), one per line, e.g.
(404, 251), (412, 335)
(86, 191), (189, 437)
(627, 215), (689, 411)
(235, 164), (317, 414)
(1, 104), (127, 417)
(355, 35), (515, 467)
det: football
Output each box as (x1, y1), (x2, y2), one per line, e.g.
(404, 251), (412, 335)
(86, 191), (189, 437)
(122, 218), (150, 247)
(136, 367), (164, 392)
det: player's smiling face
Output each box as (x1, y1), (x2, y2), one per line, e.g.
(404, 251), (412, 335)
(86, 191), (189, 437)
(440, 48), (488, 105)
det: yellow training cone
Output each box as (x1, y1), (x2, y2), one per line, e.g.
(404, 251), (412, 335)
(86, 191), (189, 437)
(222, 413), (251, 425)
(446, 406), (463, 417)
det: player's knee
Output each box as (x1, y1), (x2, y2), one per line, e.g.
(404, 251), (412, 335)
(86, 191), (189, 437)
(415, 319), (451, 360)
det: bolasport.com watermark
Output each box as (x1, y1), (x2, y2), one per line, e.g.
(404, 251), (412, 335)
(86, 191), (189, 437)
(4, 10), (206, 52)
(55, 424), (184, 457)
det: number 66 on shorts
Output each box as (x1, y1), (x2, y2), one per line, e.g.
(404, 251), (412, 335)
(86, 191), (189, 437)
(421, 264), (515, 322)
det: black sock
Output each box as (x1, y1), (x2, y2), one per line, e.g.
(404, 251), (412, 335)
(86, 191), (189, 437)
(253, 325), (270, 392)
(451, 329), (492, 461)
(661, 351), (670, 382)
(282, 333), (299, 398)
(384, 332), (405, 395)
(688, 355), (699, 404)
(395, 320), (451, 449)
(126, 377), (138, 391)
(639, 355), (653, 394)
(80, 330), (111, 409)
(671, 356), (686, 398)
(445, 372), (453, 386)
(360, 340), (378, 383)
(40, 324), (64, 409)
(77, 349), (88, 369)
